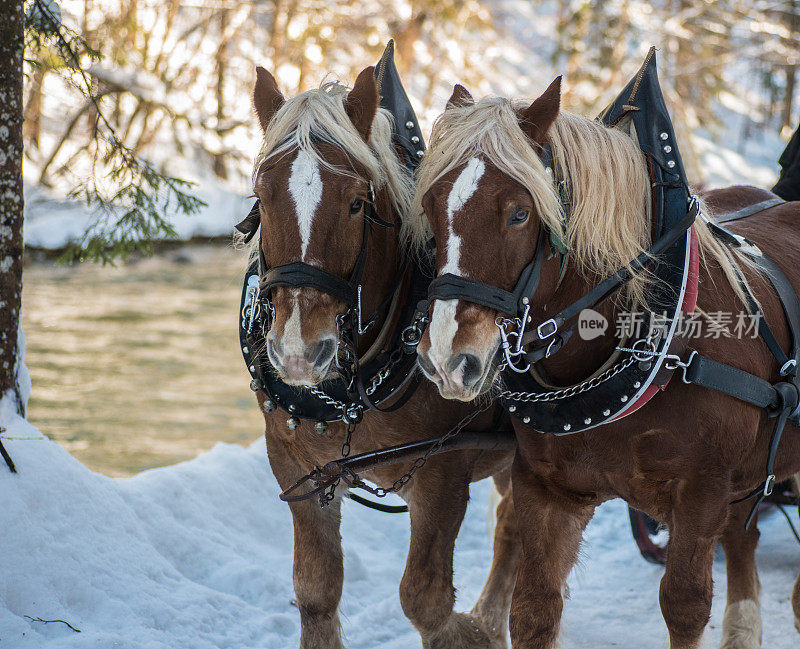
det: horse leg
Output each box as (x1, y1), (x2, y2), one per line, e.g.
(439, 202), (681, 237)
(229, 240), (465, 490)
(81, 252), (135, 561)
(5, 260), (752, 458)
(471, 470), (522, 647)
(266, 434), (345, 649)
(719, 502), (762, 649)
(660, 482), (728, 649)
(794, 566), (800, 633)
(399, 460), (496, 649)
(508, 455), (594, 649)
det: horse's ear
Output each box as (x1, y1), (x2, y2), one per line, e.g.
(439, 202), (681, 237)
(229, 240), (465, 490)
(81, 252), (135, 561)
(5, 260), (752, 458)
(344, 66), (379, 142)
(253, 66), (285, 133)
(519, 76), (562, 144)
(447, 84), (474, 109)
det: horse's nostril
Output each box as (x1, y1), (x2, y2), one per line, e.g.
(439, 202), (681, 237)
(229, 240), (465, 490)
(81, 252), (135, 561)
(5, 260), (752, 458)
(268, 337), (284, 360)
(417, 351), (436, 377)
(307, 338), (336, 368)
(450, 353), (483, 387)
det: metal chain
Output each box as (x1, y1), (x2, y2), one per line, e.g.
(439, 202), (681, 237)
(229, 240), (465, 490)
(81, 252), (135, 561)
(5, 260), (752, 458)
(497, 355), (637, 403)
(318, 419), (358, 508)
(307, 385), (347, 413)
(345, 403), (494, 499)
(341, 420), (356, 458)
(366, 347), (404, 396)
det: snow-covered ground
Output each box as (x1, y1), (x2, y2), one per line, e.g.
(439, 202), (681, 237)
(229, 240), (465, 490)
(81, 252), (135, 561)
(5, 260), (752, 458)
(1, 391), (798, 649)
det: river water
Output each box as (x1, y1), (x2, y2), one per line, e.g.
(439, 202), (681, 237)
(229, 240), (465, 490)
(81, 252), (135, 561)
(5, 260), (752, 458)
(21, 245), (265, 477)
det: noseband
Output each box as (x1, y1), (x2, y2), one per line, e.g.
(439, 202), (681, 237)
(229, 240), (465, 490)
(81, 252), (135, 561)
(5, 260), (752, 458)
(253, 184), (396, 337)
(237, 174), (411, 416)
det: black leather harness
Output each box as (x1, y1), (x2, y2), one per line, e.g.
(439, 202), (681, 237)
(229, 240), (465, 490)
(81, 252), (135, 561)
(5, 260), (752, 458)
(237, 42), (431, 429)
(426, 47), (800, 528)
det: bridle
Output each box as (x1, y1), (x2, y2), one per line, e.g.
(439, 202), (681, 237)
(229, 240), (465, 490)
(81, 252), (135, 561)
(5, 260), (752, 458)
(236, 144), (415, 423)
(423, 146), (699, 373)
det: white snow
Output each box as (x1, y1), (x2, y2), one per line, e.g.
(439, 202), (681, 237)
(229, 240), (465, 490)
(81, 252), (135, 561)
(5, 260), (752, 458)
(22, 181), (252, 250)
(1, 393), (798, 648)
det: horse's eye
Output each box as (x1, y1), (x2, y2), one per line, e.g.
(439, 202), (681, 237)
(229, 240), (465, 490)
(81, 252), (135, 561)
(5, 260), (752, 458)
(350, 199), (364, 214)
(507, 208), (530, 225)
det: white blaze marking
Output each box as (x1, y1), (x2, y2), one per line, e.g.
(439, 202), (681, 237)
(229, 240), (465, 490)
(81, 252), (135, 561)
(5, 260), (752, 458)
(429, 157), (486, 374)
(282, 292), (304, 355)
(288, 149), (322, 260)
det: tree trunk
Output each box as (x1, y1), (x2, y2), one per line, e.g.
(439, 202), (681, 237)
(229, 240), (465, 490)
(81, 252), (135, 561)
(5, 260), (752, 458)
(24, 64), (46, 150)
(784, 65), (796, 132)
(213, 8), (229, 180)
(783, 1), (798, 132)
(0, 0), (25, 417)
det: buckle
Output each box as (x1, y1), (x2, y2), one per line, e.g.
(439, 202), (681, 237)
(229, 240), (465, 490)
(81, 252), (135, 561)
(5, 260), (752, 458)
(537, 318), (558, 340)
(780, 359), (797, 377)
(544, 336), (562, 359)
(664, 350), (697, 384)
(763, 474), (775, 497)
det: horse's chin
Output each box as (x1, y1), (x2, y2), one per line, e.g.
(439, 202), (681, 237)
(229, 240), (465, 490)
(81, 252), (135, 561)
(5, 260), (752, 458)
(272, 364), (339, 388)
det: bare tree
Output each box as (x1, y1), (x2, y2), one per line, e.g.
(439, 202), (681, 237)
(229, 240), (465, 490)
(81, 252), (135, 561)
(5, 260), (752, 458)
(0, 0), (24, 423)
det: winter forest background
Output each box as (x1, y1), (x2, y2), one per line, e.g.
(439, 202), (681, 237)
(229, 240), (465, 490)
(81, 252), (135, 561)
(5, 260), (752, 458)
(16, 1), (800, 475)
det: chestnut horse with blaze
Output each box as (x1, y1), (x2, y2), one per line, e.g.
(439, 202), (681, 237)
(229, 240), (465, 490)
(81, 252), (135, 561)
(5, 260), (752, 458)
(414, 78), (800, 648)
(247, 66), (520, 649)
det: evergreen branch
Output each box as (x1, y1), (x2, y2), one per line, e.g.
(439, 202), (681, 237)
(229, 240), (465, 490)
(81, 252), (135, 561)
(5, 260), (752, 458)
(25, 0), (206, 264)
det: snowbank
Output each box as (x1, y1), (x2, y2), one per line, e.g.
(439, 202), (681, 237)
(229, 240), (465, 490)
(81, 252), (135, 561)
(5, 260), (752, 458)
(22, 181), (252, 251)
(1, 394), (798, 648)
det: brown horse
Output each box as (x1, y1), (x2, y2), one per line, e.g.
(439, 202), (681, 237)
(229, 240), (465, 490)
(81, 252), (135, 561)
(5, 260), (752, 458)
(247, 65), (520, 649)
(413, 79), (800, 648)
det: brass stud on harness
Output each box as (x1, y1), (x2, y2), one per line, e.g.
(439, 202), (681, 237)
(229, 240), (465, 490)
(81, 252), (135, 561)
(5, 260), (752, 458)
(411, 136), (420, 144)
(405, 121), (414, 129)
(523, 416), (530, 424)
(314, 421), (328, 434)
(243, 346), (249, 354)
(603, 409), (611, 416)
(249, 365), (256, 373)
(660, 132), (669, 140)
(508, 405), (516, 412)
(263, 399), (276, 413)
(563, 423), (571, 431)
(620, 395), (629, 402)
(249, 379), (261, 392)
(633, 381), (641, 389)
(287, 416), (300, 430)
(584, 417), (591, 425)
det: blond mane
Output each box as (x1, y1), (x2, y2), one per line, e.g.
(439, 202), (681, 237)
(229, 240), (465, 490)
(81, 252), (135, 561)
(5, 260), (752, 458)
(413, 96), (752, 307)
(252, 81), (414, 227)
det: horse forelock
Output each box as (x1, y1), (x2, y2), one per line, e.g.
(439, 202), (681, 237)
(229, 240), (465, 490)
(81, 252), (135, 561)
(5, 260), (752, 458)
(414, 96), (754, 308)
(251, 81), (413, 231)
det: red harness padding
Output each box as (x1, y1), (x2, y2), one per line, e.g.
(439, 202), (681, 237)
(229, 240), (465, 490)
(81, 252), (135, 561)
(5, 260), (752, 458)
(611, 227), (699, 420)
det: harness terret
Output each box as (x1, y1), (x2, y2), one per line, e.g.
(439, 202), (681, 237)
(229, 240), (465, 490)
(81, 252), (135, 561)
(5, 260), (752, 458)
(236, 42), (430, 430)
(426, 48), (800, 528)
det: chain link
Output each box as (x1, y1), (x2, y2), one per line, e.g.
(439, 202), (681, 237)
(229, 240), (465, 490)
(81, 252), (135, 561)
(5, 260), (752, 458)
(345, 404), (494, 499)
(306, 385), (347, 413)
(497, 355), (637, 403)
(366, 348), (404, 395)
